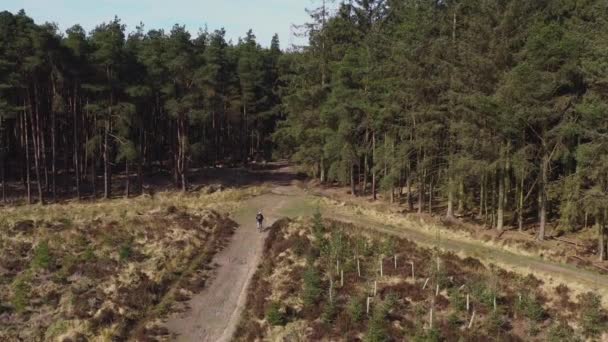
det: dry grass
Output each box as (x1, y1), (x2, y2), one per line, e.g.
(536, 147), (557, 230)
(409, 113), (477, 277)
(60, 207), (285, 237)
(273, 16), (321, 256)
(316, 197), (608, 306)
(236, 215), (608, 341)
(0, 187), (259, 341)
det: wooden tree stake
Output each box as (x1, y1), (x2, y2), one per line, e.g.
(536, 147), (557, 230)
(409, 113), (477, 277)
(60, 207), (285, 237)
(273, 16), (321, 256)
(410, 261), (415, 281)
(468, 310), (476, 329)
(422, 277), (429, 290)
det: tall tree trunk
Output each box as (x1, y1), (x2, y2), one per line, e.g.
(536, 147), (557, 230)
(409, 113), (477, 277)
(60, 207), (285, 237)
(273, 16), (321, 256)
(418, 168), (425, 214)
(51, 101), (57, 202)
(538, 153), (549, 241)
(104, 67), (113, 199)
(91, 157), (96, 198)
(457, 180), (464, 214)
(362, 134), (368, 195)
(73, 86), (81, 200)
(484, 173), (489, 224)
(479, 173), (485, 219)
(350, 162), (356, 197)
(428, 179), (433, 215)
(372, 132), (376, 201)
(518, 175), (524, 231)
(497, 167), (504, 231)
(596, 209), (608, 261)
(125, 161), (130, 198)
(0, 143), (5, 203)
(24, 108), (32, 204)
(137, 126), (143, 194)
(504, 156), (511, 209)
(104, 118), (111, 199)
(31, 88), (43, 204)
(320, 158), (326, 183)
(178, 116), (188, 192)
(406, 173), (413, 211)
(446, 175), (454, 218)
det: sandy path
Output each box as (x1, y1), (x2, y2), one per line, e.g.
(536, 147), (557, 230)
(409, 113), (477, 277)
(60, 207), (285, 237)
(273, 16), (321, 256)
(165, 193), (289, 342)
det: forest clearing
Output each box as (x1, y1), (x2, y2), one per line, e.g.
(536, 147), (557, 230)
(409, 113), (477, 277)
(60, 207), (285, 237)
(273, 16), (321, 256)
(2, 169), (607, 341)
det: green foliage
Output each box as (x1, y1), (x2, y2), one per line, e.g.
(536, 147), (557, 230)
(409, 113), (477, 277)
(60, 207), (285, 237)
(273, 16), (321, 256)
(447, 312), (462, 329)
(119, 241), (133, 262)
(516, 293), (546, 323)
(484, 308), (507, 335)
(577, 292), (606, 338)
(381, 237), (396, 256)
(412, 328), (441, 342)
(558, 176), (583, 232)
(448, 288), (467, 312)
(265, 302), (286, 326)
(11, 274), (31, 312)
(302, 265), (322, 307)
(470, 281), (496, 309)
(82, 246), (96, 262)
(31, 240), (52, 270)
(547, 320), (581, 342)
(365, 302), (389, 342)
(312, 208), (325, 236)
(44, 320), (71, 340)
(321, 300), (336, 323)
(347, 296), (365, 323)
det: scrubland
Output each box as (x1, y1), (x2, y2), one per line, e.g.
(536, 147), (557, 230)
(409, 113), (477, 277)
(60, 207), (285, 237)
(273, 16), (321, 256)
(0, 186), (265, 341)
(236, 212), (608, 341)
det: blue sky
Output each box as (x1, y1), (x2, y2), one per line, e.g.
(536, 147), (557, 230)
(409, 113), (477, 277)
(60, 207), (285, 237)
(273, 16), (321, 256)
(3, 0), (316, 48)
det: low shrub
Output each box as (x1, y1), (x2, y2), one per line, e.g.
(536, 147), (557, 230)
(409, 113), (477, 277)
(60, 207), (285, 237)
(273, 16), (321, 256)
(82, 246), (96, 262)
(32, 240), (52, 270)
(321, 300), (337, 323)
(516, 293), (546, 322)
(302, 265), (322, 307)
(577, 292), (606, 339)
(119, 241), (133, 262)
(347, 296), (365, 323)
(547, 320), (581, 342)
(484, 308), (508, 335)
(412, 327), (441, 342)
(11, 273), (31, 312)
(266, 302), (286, 326)
(365, 304), (389, 342)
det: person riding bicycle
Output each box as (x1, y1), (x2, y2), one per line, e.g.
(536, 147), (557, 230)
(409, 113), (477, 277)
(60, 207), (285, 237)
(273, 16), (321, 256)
(256, 210), (264, 231)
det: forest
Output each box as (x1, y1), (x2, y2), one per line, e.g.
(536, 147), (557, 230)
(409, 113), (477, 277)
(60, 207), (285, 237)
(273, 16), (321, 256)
(0, 10), (283, 201)
(1, 0), (608, 253)
(274, 0), (608, 251)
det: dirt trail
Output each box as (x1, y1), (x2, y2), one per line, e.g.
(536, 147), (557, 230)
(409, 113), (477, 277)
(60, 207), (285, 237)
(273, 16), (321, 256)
(327, 211), (608, 291)
(163, 165), (608, 340)
(165, 192), (293, 341)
